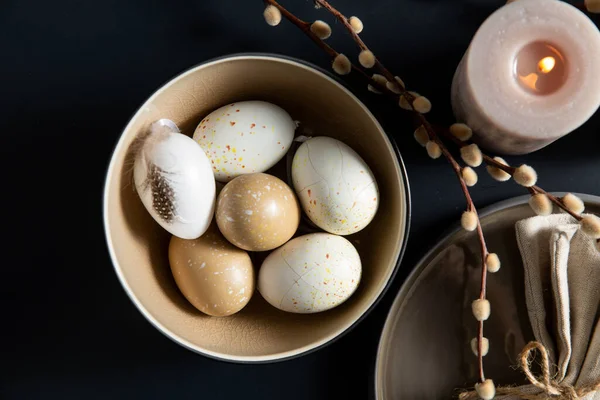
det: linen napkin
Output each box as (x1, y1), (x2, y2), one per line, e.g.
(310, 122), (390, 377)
(498, 214), (600, 399)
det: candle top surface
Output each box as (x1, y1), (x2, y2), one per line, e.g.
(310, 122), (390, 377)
(465, 0), (600, 139)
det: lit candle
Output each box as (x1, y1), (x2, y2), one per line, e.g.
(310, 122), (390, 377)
(451, 0), (600, 155)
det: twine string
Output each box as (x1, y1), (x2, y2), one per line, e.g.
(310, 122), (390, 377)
(459, 341), (600, 399)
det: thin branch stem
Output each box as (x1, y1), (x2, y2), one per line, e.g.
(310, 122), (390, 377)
(266, 0), (491, 382)
(309, 1), (490, 381)
(264, 16), (509, 382)
(261, 0), (585, 384)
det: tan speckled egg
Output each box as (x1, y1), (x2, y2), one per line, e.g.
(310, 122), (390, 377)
(216, 173), (300, 251)
(168, 222), (255, 317)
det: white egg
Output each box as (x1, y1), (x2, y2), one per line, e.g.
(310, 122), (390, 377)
(193, 101), (296, 182)
(134, 120), (215, 239)
(258, 233), (361, 314)
(291, 136), (379, 235)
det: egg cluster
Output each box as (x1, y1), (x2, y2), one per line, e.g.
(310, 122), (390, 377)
(133, 101), (379, 317)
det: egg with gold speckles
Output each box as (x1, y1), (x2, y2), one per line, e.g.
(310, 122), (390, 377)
(193, 101), (296, 183)
(216, 173), (300, 252)
(291, 136), (379, 235)
(258, 233), (361, 314)
(168, 221), (254, 317)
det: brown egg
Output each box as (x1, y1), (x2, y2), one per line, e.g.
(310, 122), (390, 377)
(216, 173), (300, 251)
(168, 221), (254, 317)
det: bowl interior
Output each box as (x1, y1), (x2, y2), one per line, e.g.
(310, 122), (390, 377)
(104, 55), (408, 361)
(375, 194), (600, 398)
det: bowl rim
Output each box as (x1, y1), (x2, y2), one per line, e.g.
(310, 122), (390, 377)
(373, 192), (600, 398)
(102, 52), (412, 364)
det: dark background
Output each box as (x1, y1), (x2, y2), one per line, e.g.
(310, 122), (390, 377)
(2, 1), (598, 399)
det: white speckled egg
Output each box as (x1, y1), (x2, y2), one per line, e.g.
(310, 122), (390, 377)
(193, 101), (296, 182)
(134, 120), (216, 240)
(291, 136), (379, 235)
(258, 233), (361, 314)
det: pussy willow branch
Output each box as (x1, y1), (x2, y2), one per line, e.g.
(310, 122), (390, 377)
(266, 0), (597, 384)
(437, 127), (585, 222)
(264, 1), (380, 82)
(266, 0), (490, 382)
(313, 0), (397, 82)
(313, 0), (491, 382)
(312, 0), (600, 379)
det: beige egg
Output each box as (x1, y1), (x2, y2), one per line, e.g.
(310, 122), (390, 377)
(216, 173), (300, 251)
(168, 222), (254, 317)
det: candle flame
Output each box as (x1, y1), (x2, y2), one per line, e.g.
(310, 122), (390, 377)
(538, 57), (556, 74)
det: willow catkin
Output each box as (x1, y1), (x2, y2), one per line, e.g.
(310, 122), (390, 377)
(386, 76), (405, 94)
(332, 54), (351, 75)
(460, 144), (483, 167)
(358, 50), (376, 68)
(470, 337), (489, 357)
(581, 215), (600, 239)
(449, 123), (472, 141)
(461, 211), (478, 231)
(414, 126), (429, 147)
(486, 253), (501, 273)
(462, 167), (478, 187)
(475, 379), (496, 400)
(394, 76), (405, 89)
(585, 0), (600, 13)
(368, 74), (388, 93)
(348, 16), (363, 33)
(513, 164), (537, 187)
(372, 74), (387, 86)
(367, 84), (381, 94)
(263, 5), (282, 26)
(487, 156), (511, 182)
(529, 193), (552, 216)
(310, 20), (332, 39)
(562, 193), (585, 215)
(426, 141), (441, 159)
(413, 96), (432, 114)
(472, 299), (491, 321)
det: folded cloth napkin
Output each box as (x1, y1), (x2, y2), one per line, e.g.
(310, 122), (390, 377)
(497, 214), (600, 399)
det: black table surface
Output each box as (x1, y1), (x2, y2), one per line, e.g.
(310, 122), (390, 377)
(2, 1), (599, 399)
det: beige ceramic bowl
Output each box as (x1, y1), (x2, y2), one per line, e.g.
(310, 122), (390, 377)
(103, 54), (410, 362)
